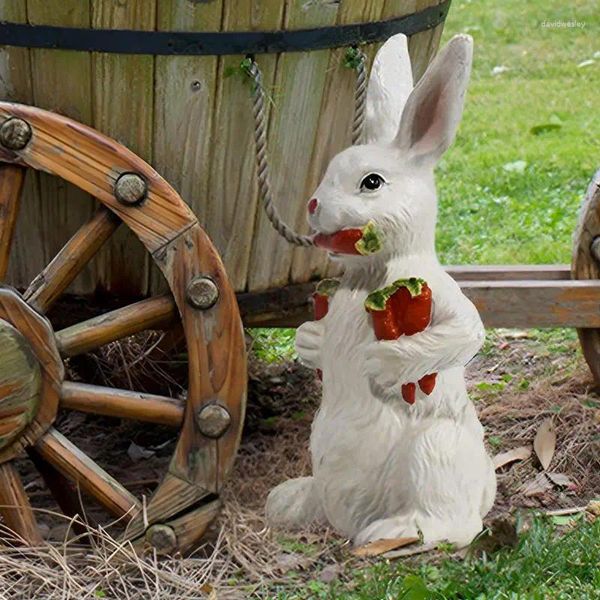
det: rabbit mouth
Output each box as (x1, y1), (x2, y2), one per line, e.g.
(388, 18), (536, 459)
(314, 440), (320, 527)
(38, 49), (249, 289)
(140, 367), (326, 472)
(313, 221), (383, 256)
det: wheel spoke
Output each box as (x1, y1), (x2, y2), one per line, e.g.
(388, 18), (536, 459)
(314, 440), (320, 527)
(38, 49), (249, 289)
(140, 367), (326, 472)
(23, 206), (120, 313)
(60, 381), (183, 427)
(27, 448), (92, 537)
(55, 294), (177, 357)
(35, 428), (140, 521)
(0, 461), (42, 544)
(0, 165), (26, 280)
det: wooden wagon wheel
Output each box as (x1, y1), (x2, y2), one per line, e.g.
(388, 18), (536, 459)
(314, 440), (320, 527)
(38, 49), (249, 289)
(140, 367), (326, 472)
(572, 169), (600, 383)
(0, 102), (246, 552)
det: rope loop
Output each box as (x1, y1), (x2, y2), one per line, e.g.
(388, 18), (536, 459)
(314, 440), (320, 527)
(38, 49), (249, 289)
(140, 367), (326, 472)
(243, 49), (368, 247)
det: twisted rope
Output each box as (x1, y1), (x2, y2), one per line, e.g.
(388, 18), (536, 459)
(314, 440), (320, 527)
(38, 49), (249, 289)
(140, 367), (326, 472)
(246, 49), (367, 247)
(351, 49), (368, 146)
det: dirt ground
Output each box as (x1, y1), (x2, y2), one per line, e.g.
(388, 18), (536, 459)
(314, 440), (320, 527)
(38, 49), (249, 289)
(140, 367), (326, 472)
(2, 328), (599, 597)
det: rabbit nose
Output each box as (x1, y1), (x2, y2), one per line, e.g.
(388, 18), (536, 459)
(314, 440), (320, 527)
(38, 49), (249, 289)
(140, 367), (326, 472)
(308, 198), (319, 215)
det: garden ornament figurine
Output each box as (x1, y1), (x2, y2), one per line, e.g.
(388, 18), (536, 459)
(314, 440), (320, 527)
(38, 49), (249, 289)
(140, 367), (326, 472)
(266, 33), (496, 548)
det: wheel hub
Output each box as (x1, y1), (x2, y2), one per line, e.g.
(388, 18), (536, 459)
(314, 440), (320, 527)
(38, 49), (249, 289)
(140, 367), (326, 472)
(0, 320), (42, 450)
(0, 286), (63, 462)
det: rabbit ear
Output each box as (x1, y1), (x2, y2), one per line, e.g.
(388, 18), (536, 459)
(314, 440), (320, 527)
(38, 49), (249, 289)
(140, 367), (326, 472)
(363, 33), (414, 144)
(395, 34), (473, 165)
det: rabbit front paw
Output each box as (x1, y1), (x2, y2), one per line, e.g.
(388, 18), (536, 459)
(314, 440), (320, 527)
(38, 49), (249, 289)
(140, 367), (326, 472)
(295, 320), (324, 369)
(364, 341), (427, 399)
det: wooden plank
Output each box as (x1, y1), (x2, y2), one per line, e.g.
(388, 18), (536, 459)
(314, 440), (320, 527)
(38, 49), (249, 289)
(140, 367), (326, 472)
(60, 381), (184, 427)
(27, 1), (97, 296)
(35, 428), (141, 521)
(151, 0), (223, 295)
(247, 0), (340, 291)
(0, 165), (25, 279)
(447, 264), (570, 281)
(23, 206), (120, 313)
(56, 294), (178, 357)
(237, 279), (600, 329)
(0, 1), (45, 290)
(205, 1), (285, 290)
(290, 0), (382, 286)
(91, 0), (156, 298)
(0, 462), (42, 544)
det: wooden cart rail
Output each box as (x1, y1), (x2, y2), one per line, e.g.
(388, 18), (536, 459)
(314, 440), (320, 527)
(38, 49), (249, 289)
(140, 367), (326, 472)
(237, 265), (600, 329)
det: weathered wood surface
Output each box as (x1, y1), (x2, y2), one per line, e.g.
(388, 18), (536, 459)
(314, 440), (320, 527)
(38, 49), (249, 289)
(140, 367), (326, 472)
(92, 0), (156, 297)
(448, 264), (571, 281)
(127, 222), (246, 539)
(248, 0), (340, 291)
(55, 294), (177, 357)
(27, 446), (91, 538)
(0, 461), (42, 544)
(0, 103), (198, 251)
(151, 0), (223, 295)
(0, 319), (41, 450)
(23, 207), (120, 314)
(0, 287), (63, 463)
(206, 1), (284, 291)
(27, 1), (97, 296)
(290, 0), (408, 286)
(571, 169), (600, 381)
(36, 428), (141, 521)
(0, 164), (25, 279)
(60, 381), (184, 428)
(237, 278), (600, 329)
(0, 1), (45, 289)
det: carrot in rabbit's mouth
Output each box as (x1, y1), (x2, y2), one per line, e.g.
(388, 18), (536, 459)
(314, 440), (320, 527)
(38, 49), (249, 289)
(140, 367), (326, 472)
(313, 221), (383, 256)
(365, 278), (438, 404)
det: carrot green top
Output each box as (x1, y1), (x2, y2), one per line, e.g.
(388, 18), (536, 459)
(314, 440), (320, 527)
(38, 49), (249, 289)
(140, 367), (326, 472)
(364, 277), (426, 311)
(355, 221), (383, 256)
(315, 278), (340, 297)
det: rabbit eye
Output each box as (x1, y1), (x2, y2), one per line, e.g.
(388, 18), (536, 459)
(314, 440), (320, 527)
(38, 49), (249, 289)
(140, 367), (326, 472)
(360, 173), (385, 192)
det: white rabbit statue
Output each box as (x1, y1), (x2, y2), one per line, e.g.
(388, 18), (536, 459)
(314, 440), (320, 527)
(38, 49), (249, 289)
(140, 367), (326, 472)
(266, 33), (496, 548)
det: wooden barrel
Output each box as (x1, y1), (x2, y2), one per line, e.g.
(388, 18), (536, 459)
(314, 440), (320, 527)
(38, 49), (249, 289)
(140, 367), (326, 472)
(0, 0), (450, 298)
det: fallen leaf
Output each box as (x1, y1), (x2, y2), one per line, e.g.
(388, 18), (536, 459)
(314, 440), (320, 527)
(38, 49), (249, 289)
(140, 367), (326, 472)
(493, 446), (532, 470)
(127, 442), (155, 462)
(586, 500), (600, 518)
(521, 473), (552, 497)
(533, 418), (556, 470)
(551, 514), (580, 527)
(502, 329), (530, 340)
(546, 472), (573, 488)
(384, 541), (439, 559)
(274, 552), (311, 573)
(352, 536), (419, 558)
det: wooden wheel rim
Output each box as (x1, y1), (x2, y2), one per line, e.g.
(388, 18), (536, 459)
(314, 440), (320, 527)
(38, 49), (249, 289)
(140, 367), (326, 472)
(0, 102), (247, 551)
(572, 169), (600, 382)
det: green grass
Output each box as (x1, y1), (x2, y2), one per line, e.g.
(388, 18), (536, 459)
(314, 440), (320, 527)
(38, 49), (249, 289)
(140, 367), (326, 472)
(268, 516), (600, 599)
(438, 0), (600, 265)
